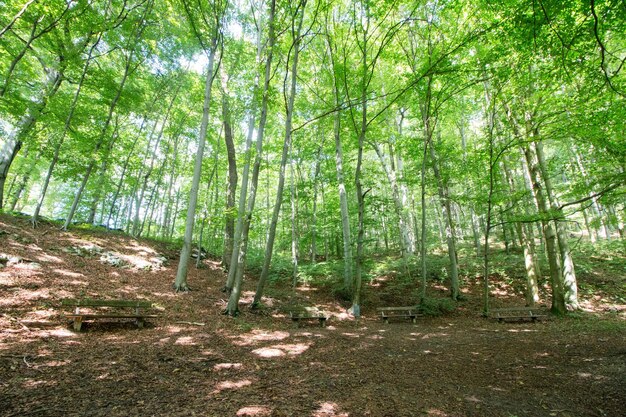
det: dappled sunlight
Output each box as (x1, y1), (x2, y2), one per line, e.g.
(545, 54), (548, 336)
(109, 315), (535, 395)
(35, 253), (64, 264)
(369, 274), (392, 288)
(506, 329), (538, 333)
(313, 402), (349, 417)
(236, 405), (272, 416)
(149, 292), (179, 299)
(426, 409), (449, 416)
(40, 359), (71, 368)
(421, 333), (450, 339)
(251, 343), (311, 358)
(214, 362), (243, 371)
(237, 291), (257, 305)
(22, 379), (57, 389)
(295, 285), (318, 292)
(233, 330), (291, 347)
(165, 325), (183, 333)
(251, 347), (284, 358)
(213, 379), (253, 393)
(46, 328), (75, 338)
(296, 332), (325, 339)
(53, 269), (84, 278)
(341, 332), (361, 338)
(332, 310), (352, 321)
(174, 336), (196, 345)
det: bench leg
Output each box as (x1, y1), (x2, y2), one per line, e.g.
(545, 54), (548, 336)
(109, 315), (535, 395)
(136, 318), (145, 329)
(73, 317), (83, 332)
(319, 318), (326, 327)
(383, 317), (389, 324)
(411, 316), (416, 324)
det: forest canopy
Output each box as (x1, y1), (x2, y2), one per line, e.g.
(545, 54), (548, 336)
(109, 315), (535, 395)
(0, 0), (624, 315)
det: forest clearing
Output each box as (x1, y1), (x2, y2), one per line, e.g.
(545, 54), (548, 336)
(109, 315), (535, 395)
(1, 0), (626, 415)
(1, 214), (624, 417)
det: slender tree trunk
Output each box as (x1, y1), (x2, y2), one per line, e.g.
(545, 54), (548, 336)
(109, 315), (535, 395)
(430, 143), (460, 300)
(290, 156), (299, 287)
(252, 0), (306, 307)
(87, 119), (121, 224)
(225, 0), (276, 315)
(326, 19), (353, 294)
(522, 144), (566, 314)
(174, 33), (219, 292)
(8, 148), (40, 211)
(535, 140), (578, 310)
(372, 142), (412, 273)
(1, 67), (62, 209)
(221, 66), (237, 269)
(63, 59), (133, 228)
(310, 151), (322, 263)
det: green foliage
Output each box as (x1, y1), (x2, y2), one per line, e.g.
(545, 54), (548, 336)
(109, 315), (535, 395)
(418, 297), (456, 317)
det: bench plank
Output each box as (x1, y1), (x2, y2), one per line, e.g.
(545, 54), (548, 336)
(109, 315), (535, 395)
(377, 306), (421, 324)
(61, 298), (156, 331)
(62, 298), (152, 308)
(489, 307), (548, 323)
(287, 307), (328, 327)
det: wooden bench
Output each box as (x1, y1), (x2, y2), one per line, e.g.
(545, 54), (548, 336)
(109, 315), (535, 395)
(62, 298), (158, 331)
(287, 307), (328, 327)
(377, 306), (421, 324)
(489, 307), (548, 323)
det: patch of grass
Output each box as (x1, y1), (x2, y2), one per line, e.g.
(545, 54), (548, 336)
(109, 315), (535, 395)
(418, 297), (456, 317)
(558, 312), (626, 333)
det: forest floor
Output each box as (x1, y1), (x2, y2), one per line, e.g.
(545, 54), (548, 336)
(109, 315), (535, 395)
(1, 213), (625, 417)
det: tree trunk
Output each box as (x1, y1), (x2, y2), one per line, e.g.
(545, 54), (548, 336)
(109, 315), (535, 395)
(225, 0), (276, 315)
(535, 140), (578, 310)
(32, 32), (103, 223)
(429, 143), (460, 300)
(220, 66), (237, 270)
(252, 0), (306, 308)
(326, 17), (353, 294)
(522, 144), (566, 314)
(174, 33), (219, 292)
(1, 67), (62, 210)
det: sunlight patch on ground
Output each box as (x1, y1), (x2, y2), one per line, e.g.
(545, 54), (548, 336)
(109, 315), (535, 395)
(250, 347), (284, 358)
(296, 286), (318, 292)
(35, 253), (64, 263)
(22, 379), (55, 389)
(251, 343), (310, 358)
(236, 405), (272, 416)
(421, 333), (450, 339)
(43, 328), (75, 338)
(296, 332), (325, 338)
(313, 402), (349, 417)
(341, 332), (360, 338)
(506, 329), (537, 333)
(426, 409), (449, 416)
(214, 379), (252, 393)
(53, 269), (84, 278)
(174, 336), (196, 345)
(214, 362), (243, 371)
(165, 325), (183, 333)
(41, 359), (71, 368)
(233, 330), (290, 346)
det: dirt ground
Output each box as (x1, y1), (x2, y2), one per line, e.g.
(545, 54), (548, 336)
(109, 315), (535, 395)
(1, 213), (625, 417)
